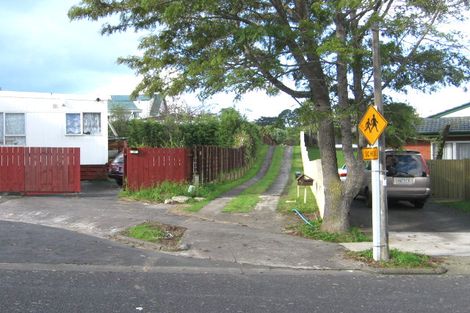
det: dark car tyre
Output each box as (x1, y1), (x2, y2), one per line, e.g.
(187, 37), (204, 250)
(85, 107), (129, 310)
(413, 200), (426, 209)
(365, 188), (372, 208)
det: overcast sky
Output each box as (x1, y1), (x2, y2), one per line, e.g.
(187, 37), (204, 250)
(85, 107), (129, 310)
(1, 0), (469, 120)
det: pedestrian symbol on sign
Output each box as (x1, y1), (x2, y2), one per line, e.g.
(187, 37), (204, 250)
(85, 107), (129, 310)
(364, 114), (379, 133)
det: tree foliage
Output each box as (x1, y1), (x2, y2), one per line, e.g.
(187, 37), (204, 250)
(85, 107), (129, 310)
(69, 0), (470, 232)
(383, 102), (420, 149)
(126, 110), (260, 159)
(109, 105), (132, 137)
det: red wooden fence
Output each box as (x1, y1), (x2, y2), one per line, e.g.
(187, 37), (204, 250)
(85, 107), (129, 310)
(192, 146), (247, 184)
(0, 147), (80, 194)
(0, 147), (25, 192)
(125, 147), (191, 191)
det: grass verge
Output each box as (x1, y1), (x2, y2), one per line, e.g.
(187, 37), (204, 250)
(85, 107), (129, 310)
(185, 144), (270, 212)
(290, 219), (370, 243)
(126, 223), (166, 242)
(307, 146), (356, 167)
(347, 249), (439, 268)
(120, 221), (187, 251)
(278, 146), (318, 216)
(223, 145), (285, 213)
(434, 200), (470, 213)
(120, 181), (210, 203)
(281, 145), (369, 243)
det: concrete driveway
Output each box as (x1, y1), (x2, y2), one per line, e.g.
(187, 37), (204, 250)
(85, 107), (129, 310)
(0, 180), (187, 238)
(0, 180), (357, 270)
(345, 198), (470, 256)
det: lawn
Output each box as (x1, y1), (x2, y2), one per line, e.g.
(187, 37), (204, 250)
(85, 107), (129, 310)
(307, 146), (346, 167)
(277, 146), (318, 215)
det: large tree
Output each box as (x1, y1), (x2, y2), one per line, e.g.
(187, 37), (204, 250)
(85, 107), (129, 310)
(69, 0), (470, 232)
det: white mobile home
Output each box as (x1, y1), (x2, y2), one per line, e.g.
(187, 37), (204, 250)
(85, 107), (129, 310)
(0, 91), (108, 166)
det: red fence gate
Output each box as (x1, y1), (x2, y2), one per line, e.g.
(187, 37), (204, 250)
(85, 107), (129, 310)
(125, 147), (191, 191)
(0, 147), (80, 194)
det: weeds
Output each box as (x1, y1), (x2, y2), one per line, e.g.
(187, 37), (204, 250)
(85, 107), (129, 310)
(120, 181), (210, 203)
(348, 249), (438, 268)
(125, 223), (166, 242)
(294, 219), (370, 243)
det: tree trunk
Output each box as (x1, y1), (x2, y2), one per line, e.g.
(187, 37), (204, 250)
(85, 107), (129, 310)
(436, 124), (451, 160)
(318, 11), (361, 233)
(314, 99), (349, 233)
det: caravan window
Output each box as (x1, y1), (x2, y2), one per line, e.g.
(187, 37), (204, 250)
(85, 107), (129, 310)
(0, 113), (26, 146)
(66, 113), (101, 135)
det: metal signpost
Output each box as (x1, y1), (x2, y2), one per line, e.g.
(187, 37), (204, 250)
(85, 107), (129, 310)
(360, 22), (389, 261)
(359, 105), (389, 261)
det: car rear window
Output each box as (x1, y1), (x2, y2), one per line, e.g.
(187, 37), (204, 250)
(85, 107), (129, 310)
(114, 153), (124, 163)
(386, 154), (423, 177)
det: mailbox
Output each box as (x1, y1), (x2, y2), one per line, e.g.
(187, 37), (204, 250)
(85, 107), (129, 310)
(296, 174), (313, 186)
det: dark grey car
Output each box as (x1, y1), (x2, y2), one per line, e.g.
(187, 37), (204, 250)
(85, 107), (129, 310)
(360, 150), (431, 208)
(108, 152), (124, 186)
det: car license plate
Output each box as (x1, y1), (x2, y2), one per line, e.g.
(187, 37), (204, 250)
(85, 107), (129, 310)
(393, 177), (415, 185)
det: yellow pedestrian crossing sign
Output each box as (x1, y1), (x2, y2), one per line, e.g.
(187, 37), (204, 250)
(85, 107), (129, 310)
(359, 105), (388, 145)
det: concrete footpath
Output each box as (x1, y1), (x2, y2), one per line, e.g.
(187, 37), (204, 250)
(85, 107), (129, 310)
(0, 146), (469, 274)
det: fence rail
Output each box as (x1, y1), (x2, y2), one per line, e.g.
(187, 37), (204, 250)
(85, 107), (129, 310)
(428, 159), (470, 200)
(192, 146), (247, 184)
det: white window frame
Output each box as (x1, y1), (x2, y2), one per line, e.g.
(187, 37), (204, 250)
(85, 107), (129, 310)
(65, 112), (101, 136)
(0, 112), (26, 146)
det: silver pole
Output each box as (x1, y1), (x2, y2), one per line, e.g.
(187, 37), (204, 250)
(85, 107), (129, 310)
(371, 21), (389, 261)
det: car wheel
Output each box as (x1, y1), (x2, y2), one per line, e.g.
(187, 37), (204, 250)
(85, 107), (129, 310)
(413, 200), (425, 209)
(364, 189), (372, 208)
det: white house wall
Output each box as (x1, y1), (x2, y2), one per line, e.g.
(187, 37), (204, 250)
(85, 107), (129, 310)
(134, 98), (154, 118)
(0, 91), (108, 165)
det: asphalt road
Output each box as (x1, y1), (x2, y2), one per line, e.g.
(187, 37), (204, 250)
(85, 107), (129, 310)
(2, 263), (470, 312)
(1, 220), (470, 312)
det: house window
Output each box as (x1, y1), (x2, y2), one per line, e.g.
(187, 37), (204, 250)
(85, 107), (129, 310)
(66, 113), (101, 135)
(432, 142), (453, 159)
(0, 113), (26, 146)
(457, 143), (470, 159)
(432, 142), (470, 160)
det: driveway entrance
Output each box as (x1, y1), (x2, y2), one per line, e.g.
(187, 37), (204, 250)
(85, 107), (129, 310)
(347, 199), (470, 256)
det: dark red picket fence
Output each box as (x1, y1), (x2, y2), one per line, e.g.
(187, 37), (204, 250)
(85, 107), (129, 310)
(125, 147), (192, 191)
(124, 146), (247, 190)
(0, 147), (25, 192)
(0, 147), (80, 194)
(192, 146), (247, 184)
